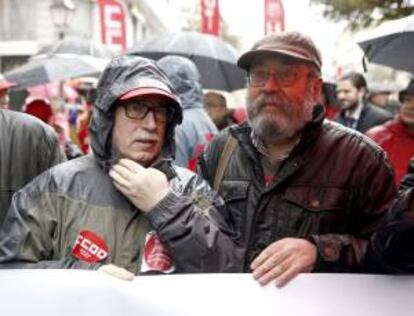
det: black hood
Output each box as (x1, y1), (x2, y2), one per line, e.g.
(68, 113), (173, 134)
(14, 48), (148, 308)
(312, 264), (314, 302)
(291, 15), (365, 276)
(89, 55), (183, 171)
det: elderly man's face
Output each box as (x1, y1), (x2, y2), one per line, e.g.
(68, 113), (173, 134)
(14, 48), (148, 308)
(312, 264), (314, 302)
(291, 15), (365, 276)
(246, 56), (321, 141)
(0, 89), (9, 109)
(112, 95), (169, 167)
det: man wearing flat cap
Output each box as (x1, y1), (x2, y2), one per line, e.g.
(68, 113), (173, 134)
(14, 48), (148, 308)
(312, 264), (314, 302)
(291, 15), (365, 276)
(197, 31), (396, 287)
(0, 55), (240, 277)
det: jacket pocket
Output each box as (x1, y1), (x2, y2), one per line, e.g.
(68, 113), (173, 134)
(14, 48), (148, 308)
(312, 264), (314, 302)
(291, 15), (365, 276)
(283, 186), (351, 235)
(219, 180), (249, 235)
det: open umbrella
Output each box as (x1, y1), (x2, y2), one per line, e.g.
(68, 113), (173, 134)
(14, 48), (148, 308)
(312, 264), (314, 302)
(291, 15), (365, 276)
(4, 54), (108, 90)
(128, 31), (246, 92)
(38, 37), (115, 59)
(358, 15), (414, 73)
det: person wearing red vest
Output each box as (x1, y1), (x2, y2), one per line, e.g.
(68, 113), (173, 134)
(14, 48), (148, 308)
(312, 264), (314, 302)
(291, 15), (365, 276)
(366, 80), (414, 185)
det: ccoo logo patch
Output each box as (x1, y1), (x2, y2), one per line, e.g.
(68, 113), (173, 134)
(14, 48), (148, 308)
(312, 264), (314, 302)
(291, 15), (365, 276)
(141, 231), (174, 273)
(72, 230), (109, 263)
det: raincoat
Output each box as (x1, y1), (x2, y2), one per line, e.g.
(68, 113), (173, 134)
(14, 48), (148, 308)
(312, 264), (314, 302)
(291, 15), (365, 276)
(0, 110), (64, 227)
(157, 56), (217, 168)
(0, 56), (241, 273)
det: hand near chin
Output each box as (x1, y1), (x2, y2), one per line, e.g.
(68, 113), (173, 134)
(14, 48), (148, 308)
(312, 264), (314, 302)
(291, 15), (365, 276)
(109, 158), (170, 212)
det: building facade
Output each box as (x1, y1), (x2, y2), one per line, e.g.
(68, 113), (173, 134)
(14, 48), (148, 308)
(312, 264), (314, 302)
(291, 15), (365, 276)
(0, 0), (180, 72)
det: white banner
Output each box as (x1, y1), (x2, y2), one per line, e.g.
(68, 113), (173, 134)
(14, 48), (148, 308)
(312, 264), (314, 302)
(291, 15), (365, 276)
(0, 270), (413, 316)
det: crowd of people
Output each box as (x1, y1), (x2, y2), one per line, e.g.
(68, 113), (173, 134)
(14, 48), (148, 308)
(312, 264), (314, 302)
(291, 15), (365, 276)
(0, 30), (413, 287)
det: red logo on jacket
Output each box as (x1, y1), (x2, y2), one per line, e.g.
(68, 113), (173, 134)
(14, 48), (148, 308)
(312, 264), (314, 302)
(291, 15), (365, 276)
(72, 230), (109, 263)
(141, 231), (174, 273)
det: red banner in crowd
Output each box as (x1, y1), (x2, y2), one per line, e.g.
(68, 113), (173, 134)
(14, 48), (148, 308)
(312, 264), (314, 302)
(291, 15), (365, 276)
(201, 0), (220, 36)
(264, 0), (285, 35)
(98, 0), (127, 52)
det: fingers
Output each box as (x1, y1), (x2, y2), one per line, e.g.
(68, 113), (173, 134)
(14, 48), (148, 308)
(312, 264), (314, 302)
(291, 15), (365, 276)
(251, 238), (318, 288)
(252, 253), (289, 286)
(251, 242), (281, 270)
(98, 264), (135, 281)
(251, 242), (288, 286)
(274, 262), (301, 288)
(109, 160), (141, 189)
(118, 158), (144, 173)
(109, 168), (130, 189)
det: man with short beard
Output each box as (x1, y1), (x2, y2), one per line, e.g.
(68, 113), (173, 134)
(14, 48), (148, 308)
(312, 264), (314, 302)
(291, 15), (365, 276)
(197, 31), (396, 287)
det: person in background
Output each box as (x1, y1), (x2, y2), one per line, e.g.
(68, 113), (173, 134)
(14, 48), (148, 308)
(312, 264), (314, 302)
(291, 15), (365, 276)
(320, 82), (340, 120)
(335, 72), (393, 133)
(204, 91), (239, 130)
(197, 31), (396, 287)
(0, 109), (65, 227)
(0, 56), (240, 278)
(367, 83), (400, 116)
(366, 79), (414, 186)
(24, 97), (82, 160)
(0, 75), (15, 109)
(156, 56), (217, 169)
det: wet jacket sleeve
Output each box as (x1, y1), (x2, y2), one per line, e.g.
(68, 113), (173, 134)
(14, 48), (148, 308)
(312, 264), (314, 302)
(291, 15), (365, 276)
(399, 158), (414, 194)
(0, 177), (100, 270)
(363, 188), (414, 273)
(145, 172), (243, 273)
(308, 150), (397, 272)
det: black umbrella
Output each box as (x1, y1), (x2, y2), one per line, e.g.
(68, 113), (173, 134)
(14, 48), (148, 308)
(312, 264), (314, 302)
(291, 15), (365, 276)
(5, 54), (108, 90)
(38, 37), (115, 59)
(358, 15), (414, 73)
(128, 31), (246, 92)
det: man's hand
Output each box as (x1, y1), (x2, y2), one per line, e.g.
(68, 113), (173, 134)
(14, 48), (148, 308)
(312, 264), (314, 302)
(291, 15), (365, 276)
(98, 264), (135, 281)
(109, 158), (170, 212)
(250, 238), (317, 288)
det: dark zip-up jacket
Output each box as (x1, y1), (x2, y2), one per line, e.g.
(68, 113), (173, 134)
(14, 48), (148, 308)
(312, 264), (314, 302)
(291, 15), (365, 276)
(0, 56), (241, 273)
(364, 188), (414, 273)
(197, 107), (396, 272)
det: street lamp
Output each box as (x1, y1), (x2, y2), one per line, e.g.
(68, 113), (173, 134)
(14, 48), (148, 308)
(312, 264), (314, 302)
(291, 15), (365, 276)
(49, 0), (76, 39)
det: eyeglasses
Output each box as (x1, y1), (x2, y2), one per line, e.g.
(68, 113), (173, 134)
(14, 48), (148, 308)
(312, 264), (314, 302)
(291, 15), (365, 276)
(248, 67), (305, 87)
(122, 100), (174, 123)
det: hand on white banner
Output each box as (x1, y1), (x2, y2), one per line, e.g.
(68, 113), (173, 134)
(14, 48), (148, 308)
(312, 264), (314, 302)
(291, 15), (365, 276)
(98, 264), (135, 281)
(250, 238), (317, 288)
(109, 159), (170, 212)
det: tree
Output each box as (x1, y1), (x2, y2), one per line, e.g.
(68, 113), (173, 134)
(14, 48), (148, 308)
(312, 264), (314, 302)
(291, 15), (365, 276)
(310, 0), (414, 30)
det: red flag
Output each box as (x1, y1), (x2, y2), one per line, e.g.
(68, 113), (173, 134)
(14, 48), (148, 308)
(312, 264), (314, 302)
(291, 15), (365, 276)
(264, 0), (285, 35)
(98, 0), (127, 52)
(201, 0), (220, 36)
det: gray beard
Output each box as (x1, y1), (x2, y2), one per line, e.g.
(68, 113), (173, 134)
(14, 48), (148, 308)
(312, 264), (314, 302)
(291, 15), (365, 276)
(246, 86), (315, 143)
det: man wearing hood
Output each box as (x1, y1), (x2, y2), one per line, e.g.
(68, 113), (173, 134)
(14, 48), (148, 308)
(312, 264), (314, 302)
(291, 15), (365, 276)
(157, 56), (217, 169)
(0, 56), (240, 276)
(197, 31), (396, 287)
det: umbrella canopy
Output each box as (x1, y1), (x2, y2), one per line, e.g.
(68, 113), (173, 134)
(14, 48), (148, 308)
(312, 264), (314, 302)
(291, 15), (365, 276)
(128, 31), (246, 92)
(27, 82), (79, 102)
(358, 15), (414, 73)
(4, 54), (108, 90)
(38, 37), (115, 59)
